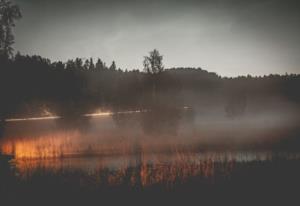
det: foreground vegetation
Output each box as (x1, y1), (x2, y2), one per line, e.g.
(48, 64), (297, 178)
(1, 153), (300, 206)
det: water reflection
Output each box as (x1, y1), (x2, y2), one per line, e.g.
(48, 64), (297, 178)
(2, 133), (300, 187)
(1, 116), (300, 187)
(8, 151), (284, 172)
(7, 151), (299, 186)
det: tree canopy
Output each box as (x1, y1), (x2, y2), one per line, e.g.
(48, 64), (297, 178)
(0, 0), (21, 58)
(143, 49), (164, 74)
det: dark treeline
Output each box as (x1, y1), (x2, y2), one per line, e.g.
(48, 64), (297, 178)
(1, 52), (300, 120)
(1, 0), (300, 123)
(1, 0), (300, 139)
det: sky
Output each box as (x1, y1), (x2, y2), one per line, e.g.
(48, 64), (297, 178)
(12, 0), (300, 77)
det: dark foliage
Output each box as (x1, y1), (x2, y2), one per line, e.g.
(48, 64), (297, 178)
(1, 156), (300, 206)
(1, 53), (300, 119)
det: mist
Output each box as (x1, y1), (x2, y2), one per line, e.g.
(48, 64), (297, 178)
(2, 77), (300, 159)
(2, 1), (300, 205)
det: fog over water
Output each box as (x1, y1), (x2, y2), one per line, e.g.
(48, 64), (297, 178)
(1, 94), (299, 161)
(2, 1), (300, 205)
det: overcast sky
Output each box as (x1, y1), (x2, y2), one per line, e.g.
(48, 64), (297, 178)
(13, 0), (300, 76)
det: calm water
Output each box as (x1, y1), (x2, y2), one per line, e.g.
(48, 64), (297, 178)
(1, 116), (300, 185)
(6, 151), (299, 179)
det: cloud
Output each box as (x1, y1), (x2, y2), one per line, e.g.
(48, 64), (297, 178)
(13, 0), (300, 76)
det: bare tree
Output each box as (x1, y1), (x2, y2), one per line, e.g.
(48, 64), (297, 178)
(143, 49), (164, 74)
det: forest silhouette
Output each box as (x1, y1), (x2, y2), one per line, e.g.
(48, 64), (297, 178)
(0, 0), (300, 137)
(1, 52), (300, 116)
(2, 1), (300, 206)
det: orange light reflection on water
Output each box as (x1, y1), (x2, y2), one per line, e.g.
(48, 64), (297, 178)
(0, 130), (142, 159)
(9, 153), (233, 187)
